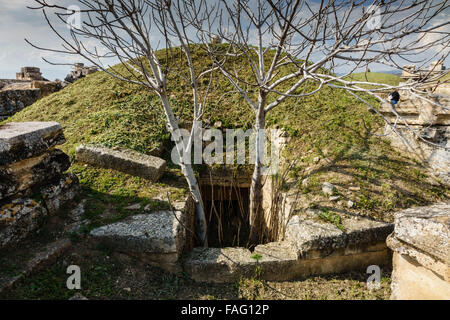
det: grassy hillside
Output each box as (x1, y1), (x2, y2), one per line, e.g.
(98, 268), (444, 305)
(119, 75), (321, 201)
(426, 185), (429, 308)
(345, 72), (401, 86)
(3, 47), (448, 226)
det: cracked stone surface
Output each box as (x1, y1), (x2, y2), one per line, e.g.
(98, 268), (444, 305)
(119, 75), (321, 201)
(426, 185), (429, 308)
(41, 173), (80, 215)
(392, 202), (449, 264)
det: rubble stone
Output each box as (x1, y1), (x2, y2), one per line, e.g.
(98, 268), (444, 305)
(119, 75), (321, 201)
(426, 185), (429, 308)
(0, 148), (71, 199)
(0, 198), (47, 249)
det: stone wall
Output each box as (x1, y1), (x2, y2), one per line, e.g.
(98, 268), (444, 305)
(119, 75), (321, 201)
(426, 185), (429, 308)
(380, 87), (450, 184)
(0, 89), (41, 120)
(0, 81), (62, 120)
(0, 79), (30, 90)
(387, 202), (450, 300)
(0, 122), (80, 249)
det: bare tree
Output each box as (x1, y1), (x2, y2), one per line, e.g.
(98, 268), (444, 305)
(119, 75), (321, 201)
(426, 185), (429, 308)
(27, 0), (211, 246)
(185, 0), (449, 244)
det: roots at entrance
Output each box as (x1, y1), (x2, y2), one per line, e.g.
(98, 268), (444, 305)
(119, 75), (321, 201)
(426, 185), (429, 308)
(200, 184), (251, 248)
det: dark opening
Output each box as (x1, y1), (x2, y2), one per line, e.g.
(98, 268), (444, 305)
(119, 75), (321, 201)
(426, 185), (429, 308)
(199, 184), (250, 248)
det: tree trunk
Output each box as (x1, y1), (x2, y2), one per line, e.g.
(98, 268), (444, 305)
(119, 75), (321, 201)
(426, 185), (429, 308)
(160, 93), (208, 247)
(248, 108), (266, 245)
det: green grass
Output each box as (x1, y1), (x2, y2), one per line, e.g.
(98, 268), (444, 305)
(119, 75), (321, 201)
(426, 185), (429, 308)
(345, 72), (401, 87)
(3, 45), (448, 221)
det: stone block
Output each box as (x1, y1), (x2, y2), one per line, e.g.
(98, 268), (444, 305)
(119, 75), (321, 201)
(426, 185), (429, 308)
(0, 198), (47, 249)
(285, 215), (393, 259)
(393, 202), (449, 264)
(90, 211), (185, 272)
(0, 90), (40, 119)
(388, 202), (450, 300)
(183, 247), (255, 283)
(0, 148), (71, 200)
(390, 252), (450, 300)
(31, 81), (62, 97)
(76, 145), (166, 182)
(0, 122), (65, 165)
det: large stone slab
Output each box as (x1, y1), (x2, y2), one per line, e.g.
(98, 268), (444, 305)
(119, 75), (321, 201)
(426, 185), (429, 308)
(392, 202), (449, 264)
(0, 148), (70, 200)
(388, 202), (450, 299)
(184, 215), (393, 283)
(90, 211), (185, 271)
(285, 215), (393, 259)
(76, 145), (166, 182)
(0, 198), (47, 249)
(0, 122), (65, 165)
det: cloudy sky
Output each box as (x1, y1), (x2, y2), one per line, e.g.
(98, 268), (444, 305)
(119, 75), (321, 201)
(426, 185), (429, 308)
(0, 0), (93, 80)
(0, 0), (448, 81)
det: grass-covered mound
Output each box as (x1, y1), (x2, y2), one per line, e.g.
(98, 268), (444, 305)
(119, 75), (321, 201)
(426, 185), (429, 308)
(345, 72), (401, 86)
(4, 46), (448, 227)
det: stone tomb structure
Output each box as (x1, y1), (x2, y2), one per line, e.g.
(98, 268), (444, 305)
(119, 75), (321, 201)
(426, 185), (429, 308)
(0, 122), (80, 249)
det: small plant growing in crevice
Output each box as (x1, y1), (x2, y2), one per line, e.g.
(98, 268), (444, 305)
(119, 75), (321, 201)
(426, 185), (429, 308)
(317, 208), (345, 232)
(251, 253), (263, 279)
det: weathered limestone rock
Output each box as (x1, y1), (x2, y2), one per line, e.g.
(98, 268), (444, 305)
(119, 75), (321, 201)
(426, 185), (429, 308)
(387, 202), (450, 300)
(90, 211), (185, 272)
(380, 95), (450, 126)
(393, 202), (449, 263)
(285, 215), (393, 259)
(76, 145), (166, 182)
(0, 148), (71, 199)
(0, 122), (79, 249)
(41, 173), (80, 215)
(0, 122), (65, 165)
(0, 198), (47, 249)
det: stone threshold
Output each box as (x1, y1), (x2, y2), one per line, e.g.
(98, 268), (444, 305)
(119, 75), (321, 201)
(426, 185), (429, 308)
(183, 215), (393, 283)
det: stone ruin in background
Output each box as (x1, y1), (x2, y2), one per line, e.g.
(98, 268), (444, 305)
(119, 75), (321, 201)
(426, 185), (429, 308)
(0, 63), (98, 120)
(401, 60), (446, 80)
(64, 63), (98, 84)
(0, 67), (64, 120)
(16, 67), (46, 82)
(381, 62), (449, 184)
